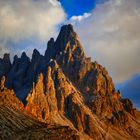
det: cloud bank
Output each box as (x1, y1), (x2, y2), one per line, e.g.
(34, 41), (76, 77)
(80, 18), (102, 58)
(71, 0), (140, 83)
(0, 0), (66, 58)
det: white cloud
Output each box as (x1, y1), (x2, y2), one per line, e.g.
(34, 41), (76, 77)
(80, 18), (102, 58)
(0, 0), (66, 58)
(71, 0), (140, 83)
(70, 13), (91, 23)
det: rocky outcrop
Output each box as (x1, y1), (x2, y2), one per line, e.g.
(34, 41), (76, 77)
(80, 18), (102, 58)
(5, 52), (31, 103)
(0, 54), (11, 79)
(0, 76), (24, 110)
(45, 38), (55, 61)
(0, 75), (79, 140)
(26, 73), (50, 122)
(0, 76), (5, 91)
(55, 25), (86, 83)
(6, 49), (45, 103)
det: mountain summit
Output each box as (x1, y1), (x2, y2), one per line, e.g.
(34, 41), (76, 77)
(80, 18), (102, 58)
(0, 24), (140, 140)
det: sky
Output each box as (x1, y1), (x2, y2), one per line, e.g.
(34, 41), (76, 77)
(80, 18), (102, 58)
(0, 0), (140, 109)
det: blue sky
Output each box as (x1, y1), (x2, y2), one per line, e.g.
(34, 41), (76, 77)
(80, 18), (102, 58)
(59, 0), (109, 18)
(116, 74), (140, 110)
(0, 0), (140, 110)
(59, 0), (96, 18)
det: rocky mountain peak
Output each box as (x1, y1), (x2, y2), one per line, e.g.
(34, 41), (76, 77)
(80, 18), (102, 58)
(21, 52), (30, 62)
(47, 38), (55, 49)
(55, 24), (86, 60)
(0, 53), (11, 78)
(32, 49), (41, 60)
(3, 53), (11, 62)
(58, 24), (75, 39)
(0, 24), (140, 140)
(13, 55), (19, 64)
(19, 52), (30, 64)
(45, 38), (55, 60)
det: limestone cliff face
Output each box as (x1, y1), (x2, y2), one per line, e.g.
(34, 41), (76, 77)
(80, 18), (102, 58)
(44, 24), (135, 128)
(0, 24), (140, 140)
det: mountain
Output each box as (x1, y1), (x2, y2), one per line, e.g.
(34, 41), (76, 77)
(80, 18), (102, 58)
(0, 24), (140, 140)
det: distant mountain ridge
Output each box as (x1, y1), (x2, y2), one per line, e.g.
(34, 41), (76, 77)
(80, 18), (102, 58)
(0, 24), (140, 140)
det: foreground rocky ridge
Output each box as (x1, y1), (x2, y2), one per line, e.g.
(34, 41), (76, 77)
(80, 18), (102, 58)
(0, 78), (79, 140)
(0, 24), (140, 139)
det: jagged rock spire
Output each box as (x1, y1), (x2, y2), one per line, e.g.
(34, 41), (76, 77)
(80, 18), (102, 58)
(3, 53), (11, 62)
(21, 52), (30, 62)
(45, 38), (55, 60)
(32, 49), (40, 60)
(0, 53), (11, 78)
(55, 24), (86, 60)
(44, 24), (86, 63)
(55, 24), (76, 52)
